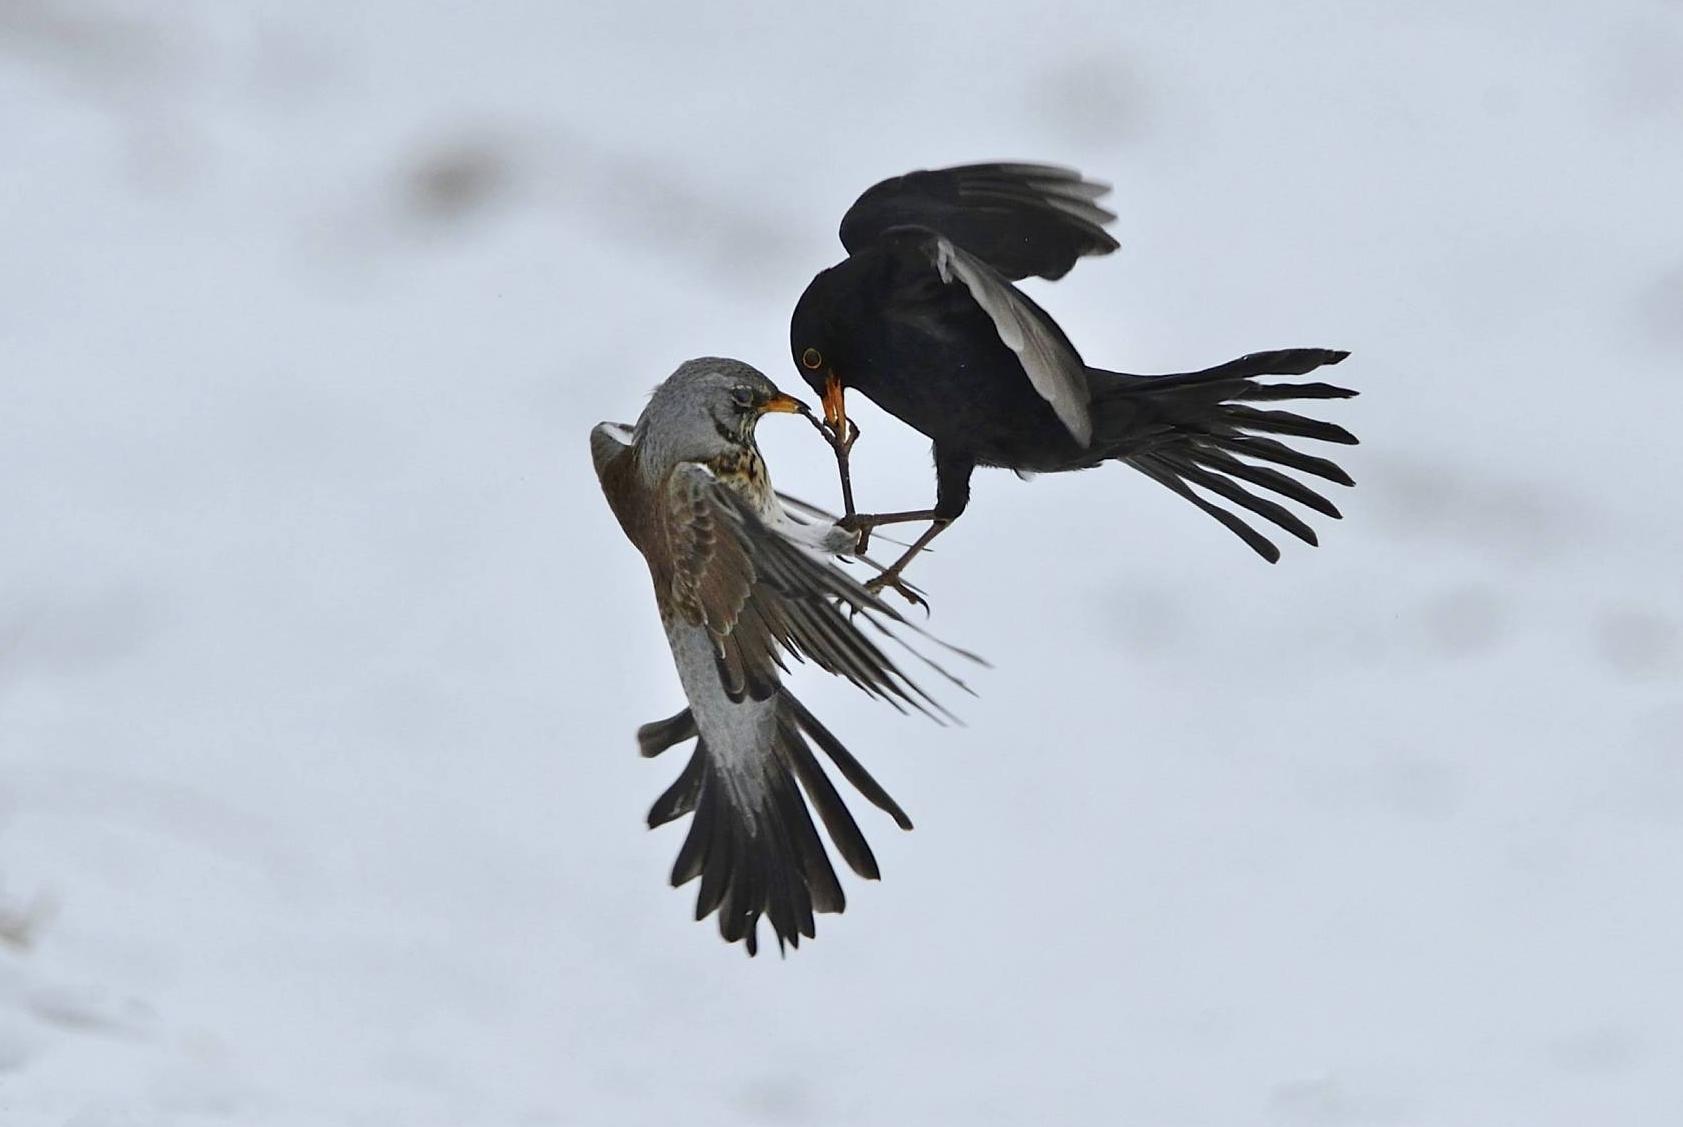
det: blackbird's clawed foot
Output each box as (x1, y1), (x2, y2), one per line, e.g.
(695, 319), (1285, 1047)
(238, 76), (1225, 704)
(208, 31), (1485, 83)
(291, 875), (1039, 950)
(827, 417), (861, 457)
(797, 400), (859, 455)
(797, 399), (942, 600)
(836, 508), (876, 556)
(864, 569), (929, 613)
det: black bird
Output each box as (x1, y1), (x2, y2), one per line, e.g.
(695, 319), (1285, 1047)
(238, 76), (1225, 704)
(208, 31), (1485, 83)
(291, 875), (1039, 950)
(790, 162), (1358, 596)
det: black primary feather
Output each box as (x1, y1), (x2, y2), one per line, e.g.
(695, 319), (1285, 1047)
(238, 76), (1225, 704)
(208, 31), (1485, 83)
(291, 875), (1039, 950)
(839, 163), (1119, 281)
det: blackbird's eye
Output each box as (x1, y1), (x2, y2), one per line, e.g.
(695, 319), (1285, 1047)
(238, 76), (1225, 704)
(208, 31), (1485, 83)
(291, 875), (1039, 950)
(801, 347), (823, 370)
(730, 385), (756, 409)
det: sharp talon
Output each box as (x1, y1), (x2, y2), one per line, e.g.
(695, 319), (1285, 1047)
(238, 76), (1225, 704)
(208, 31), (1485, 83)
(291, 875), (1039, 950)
(835, 513), (873, 553)
(864, 572), (928, 611)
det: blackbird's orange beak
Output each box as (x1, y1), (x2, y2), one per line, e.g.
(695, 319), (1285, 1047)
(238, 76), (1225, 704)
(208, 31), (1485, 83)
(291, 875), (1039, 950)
(760, 391), (806, 415)
(821, 371), (847, 434)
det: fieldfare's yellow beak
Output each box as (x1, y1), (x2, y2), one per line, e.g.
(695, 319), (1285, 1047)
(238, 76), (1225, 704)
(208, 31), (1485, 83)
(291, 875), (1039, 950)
(821, 372), (847, 434)
(760, 391), (807, 415)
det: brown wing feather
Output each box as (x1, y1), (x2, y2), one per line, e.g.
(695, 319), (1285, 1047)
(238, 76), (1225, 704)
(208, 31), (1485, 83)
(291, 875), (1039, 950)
(593, 424), (773, 702)
(591, 423), (646, 544)
(663, 468), (781, 700)
(660, 463), (950, 719)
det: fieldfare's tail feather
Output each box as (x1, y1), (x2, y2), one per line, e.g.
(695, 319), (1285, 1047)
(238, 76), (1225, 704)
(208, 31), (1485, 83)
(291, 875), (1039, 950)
(1091, 348), (1358, 563)
(644, 691), (911, 956)
(637, 707), (697, 758)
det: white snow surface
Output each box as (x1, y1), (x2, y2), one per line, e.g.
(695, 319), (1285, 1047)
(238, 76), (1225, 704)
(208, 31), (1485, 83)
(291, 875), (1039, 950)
(3, 1), (1682, 1123)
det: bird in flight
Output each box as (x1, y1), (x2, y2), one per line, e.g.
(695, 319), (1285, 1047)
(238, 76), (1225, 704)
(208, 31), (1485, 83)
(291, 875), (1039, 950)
(790, 162), (1358, 601)
(591, 358), (967, 954)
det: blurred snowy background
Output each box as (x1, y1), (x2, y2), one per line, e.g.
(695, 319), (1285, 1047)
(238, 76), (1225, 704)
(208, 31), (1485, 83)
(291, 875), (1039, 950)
(3, 0), (1681, 1123)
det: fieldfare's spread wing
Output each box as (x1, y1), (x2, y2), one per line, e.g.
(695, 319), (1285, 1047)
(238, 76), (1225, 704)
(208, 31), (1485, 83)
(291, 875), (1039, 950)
(594, 425), (922, 957)
(589, 420), (635, 469)
(591, 421), (644, 538)
(658, 462), (950, 718)
(839, 162), (1119, 281)
(927, 235), (1094, 446)
(641, 460), (968, 955)
(591, 363), (985, 956)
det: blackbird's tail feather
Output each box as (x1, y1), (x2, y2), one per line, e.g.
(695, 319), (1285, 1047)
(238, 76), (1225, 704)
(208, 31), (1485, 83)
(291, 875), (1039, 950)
(1091, 348), (1359, 563)
(643, 691), (912, 956)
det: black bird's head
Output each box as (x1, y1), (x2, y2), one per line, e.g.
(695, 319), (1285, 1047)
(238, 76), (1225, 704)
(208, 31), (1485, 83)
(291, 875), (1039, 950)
(790, 266), (852, 435)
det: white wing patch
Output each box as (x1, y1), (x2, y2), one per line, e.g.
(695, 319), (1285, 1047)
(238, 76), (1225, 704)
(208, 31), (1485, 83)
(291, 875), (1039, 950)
(933, 237), (1093, 447)
(590, 420), (640, 482)
(768, 503), (860, 559)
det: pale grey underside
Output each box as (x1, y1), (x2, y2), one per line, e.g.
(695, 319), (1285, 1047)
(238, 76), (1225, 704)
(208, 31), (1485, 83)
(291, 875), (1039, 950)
(932, 235), (1093, 447)
(662, 615), (780, 818)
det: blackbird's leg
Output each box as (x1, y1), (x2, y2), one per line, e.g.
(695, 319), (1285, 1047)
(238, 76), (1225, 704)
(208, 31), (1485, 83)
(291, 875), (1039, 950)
(839, 507), (938, 556)
(804, 406), (931, 552)
(862, 450), (975, 607)
(863, 520), (952, 605)
(841, 509), (939, 528)
(803, 407), (866, 523)
(830, 419), (861, 520)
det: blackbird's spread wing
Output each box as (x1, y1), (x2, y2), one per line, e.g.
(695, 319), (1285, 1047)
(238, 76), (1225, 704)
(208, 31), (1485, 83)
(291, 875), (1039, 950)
(928, 235), (1094, 447)
(659, 462), (947, 718)
(839, 162), (1119, 281)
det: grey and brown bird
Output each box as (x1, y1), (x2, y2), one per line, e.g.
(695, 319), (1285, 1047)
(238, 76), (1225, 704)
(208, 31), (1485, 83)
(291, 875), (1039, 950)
(790, 162), (1358, 595)
(592, 357), (963, 954)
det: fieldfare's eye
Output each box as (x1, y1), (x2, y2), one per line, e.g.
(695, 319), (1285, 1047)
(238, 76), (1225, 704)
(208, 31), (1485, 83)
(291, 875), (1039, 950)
(801, 348), (823, 370)
(730, 386), (756, 408)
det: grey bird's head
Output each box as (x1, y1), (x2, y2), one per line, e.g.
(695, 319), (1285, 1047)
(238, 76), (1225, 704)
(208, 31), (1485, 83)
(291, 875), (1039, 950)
(635, 358), (810, 470)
